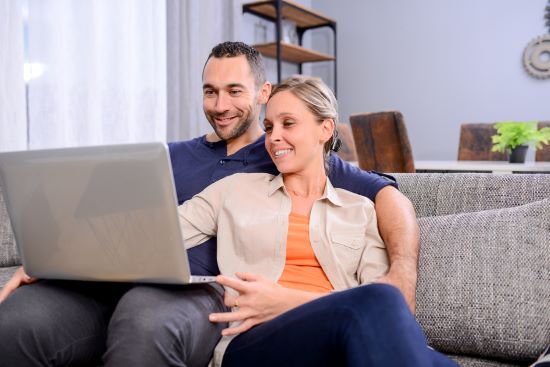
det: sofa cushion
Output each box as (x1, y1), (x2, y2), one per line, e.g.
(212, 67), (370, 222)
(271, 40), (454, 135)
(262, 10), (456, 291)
(416, 198), (550, 363)
(0, 186), (20, 267)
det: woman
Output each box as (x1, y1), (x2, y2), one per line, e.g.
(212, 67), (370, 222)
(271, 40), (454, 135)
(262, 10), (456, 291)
(178, 75), (458, 367)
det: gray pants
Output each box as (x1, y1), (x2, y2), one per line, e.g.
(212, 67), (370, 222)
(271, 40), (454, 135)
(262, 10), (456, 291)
(0, 280), (227, 367)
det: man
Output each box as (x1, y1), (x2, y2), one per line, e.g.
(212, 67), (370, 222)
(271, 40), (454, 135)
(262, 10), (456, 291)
(0, 41), (419, 366)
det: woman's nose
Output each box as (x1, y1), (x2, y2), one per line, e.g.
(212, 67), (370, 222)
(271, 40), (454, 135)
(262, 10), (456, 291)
(269, 125), (282, 141)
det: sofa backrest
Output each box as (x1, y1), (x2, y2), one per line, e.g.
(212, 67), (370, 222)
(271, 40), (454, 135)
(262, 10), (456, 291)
(393, 172), (550, 217)
(0, 185), (20, 267)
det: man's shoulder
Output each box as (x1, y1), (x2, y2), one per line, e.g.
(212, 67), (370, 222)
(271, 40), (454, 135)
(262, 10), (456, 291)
(328, 154), (398, 201)
(168, 136), (205, 152)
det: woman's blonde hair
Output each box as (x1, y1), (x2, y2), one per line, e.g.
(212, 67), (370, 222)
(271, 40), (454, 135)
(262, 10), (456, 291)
(268, 75), (341, 156)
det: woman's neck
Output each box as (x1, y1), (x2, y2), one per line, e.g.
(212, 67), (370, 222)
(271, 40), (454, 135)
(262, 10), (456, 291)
(283, 166), (327, 216)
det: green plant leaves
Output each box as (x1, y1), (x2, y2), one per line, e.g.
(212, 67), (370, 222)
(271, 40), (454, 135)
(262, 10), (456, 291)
(491, 121), (550, 152)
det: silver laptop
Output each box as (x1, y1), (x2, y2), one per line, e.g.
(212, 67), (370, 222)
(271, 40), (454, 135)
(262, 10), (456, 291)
(0, 142), (216, 284)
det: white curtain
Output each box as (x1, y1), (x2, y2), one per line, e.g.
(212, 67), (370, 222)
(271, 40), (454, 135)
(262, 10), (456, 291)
(25, 0), (167, 149)
(0, 0), (26, 152)
(166, 0), (243, 142)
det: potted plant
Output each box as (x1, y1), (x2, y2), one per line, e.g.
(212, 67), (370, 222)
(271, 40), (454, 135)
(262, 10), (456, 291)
(491, 121), (550, 163)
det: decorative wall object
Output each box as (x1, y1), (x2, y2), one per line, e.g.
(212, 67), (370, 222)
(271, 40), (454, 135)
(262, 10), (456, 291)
(523, 1), (550, 79)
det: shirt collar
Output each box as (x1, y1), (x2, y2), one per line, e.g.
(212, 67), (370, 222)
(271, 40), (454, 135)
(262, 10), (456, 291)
(268, 174), (344, 207)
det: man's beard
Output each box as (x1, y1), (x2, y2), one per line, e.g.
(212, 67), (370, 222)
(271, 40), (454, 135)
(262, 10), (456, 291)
(208, 107), (255, 142)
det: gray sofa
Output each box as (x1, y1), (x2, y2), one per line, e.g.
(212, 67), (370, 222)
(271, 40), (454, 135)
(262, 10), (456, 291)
(1, 173), (549, 366)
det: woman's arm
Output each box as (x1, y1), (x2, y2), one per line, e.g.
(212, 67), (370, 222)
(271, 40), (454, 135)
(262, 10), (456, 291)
(177, 174), (240, 248)
(209, 272), (325, 336)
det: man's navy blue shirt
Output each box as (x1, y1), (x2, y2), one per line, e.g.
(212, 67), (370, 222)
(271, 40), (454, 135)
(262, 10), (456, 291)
(168, 135), (397, 276)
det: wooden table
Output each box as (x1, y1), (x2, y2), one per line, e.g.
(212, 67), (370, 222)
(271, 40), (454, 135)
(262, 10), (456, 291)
(414, 160), (550, 174)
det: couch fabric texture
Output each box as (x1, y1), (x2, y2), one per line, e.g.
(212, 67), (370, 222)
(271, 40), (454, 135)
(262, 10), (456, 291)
(1, 173), (550, 367)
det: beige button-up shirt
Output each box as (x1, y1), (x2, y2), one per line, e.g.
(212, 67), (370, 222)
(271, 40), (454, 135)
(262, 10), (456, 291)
(178, 172), (388, 366)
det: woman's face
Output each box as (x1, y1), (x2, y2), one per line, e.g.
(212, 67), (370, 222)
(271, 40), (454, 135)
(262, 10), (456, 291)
(264, 90), (332, 175)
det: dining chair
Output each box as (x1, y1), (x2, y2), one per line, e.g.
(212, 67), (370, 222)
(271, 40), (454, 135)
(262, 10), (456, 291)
(457, 123), (508, 161)
(334, 123), (358, 162)
(536, 121), (550, 162)
(349, 111), (415, 173)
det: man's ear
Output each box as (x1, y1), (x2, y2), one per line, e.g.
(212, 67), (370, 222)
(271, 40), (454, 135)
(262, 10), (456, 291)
(320, 118), (335, 143)
(258, 81), (272, 105)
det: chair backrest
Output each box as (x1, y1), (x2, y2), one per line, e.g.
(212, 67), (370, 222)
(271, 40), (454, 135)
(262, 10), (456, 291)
(350, 111), (415, 173)
(536, 121), (550, 162)
(457, 123), (507, 161)
(334, 123), (357, 162)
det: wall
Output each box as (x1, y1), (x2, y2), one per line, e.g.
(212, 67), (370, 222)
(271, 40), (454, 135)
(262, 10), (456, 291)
(311, 0), (550, 160)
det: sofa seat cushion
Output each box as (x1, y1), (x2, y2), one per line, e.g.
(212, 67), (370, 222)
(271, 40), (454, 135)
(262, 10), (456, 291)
(449, 354), (522, 367)
(416, 198), (550, 363)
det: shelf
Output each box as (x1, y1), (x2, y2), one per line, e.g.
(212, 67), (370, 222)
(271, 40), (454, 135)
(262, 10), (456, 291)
(243, 0), (335, 29)
(253, 42), (335, 63)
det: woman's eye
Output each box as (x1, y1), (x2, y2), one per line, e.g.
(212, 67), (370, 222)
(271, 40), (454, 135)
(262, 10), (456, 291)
(283, 120), (295, 127)
(264, 125), (273, 133)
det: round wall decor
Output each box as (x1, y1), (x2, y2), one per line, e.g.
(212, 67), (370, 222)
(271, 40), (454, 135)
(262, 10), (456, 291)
(523, 34), (550, 79)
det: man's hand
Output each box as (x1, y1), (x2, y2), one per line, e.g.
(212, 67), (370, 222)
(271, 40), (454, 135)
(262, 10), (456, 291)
(209, 272), (321, 336)
(0, 266), (37, 303)
(376, 263), (417, 314)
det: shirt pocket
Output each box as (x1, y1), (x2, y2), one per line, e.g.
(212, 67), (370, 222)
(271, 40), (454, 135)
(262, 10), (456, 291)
(330, 232), (365, 277)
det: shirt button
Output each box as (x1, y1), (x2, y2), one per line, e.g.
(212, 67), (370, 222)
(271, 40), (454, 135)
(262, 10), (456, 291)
(219, 160), (225, 165)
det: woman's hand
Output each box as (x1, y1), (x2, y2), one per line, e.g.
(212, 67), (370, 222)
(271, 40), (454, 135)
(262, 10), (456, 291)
(0, 266), (37, 303)
(209, 272), (321, 336)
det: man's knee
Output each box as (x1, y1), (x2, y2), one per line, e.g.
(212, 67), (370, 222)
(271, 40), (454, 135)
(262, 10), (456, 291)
(108, 285), (221, 339)
(105, 285), (226, 366)
(0, 286), (55, 343)
(0, 287), (70, 366)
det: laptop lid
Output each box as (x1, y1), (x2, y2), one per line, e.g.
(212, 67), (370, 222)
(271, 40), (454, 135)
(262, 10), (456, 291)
(0, 142), (214, 284)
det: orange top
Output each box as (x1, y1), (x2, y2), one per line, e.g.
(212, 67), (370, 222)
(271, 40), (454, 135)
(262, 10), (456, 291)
(278, 212), (334, 293)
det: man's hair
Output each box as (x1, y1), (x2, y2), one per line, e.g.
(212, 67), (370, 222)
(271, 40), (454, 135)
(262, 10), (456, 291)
(203, 41), (266, 88)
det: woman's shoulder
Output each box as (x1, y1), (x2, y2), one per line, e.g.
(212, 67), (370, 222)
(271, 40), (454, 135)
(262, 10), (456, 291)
(212, 172), (276, 189)
(329, 182), (376, 210)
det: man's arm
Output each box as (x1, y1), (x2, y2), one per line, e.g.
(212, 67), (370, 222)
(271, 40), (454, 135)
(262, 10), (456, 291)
(374, 185), (419, 314)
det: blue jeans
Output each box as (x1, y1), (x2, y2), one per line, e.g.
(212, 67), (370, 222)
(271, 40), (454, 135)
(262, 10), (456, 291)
(0, 280), (227, 367)
(223, 284), (458, 367)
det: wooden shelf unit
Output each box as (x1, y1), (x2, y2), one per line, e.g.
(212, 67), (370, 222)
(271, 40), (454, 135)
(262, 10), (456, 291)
(242, 0), (335, 28)
(242, 0), (337, 94)
(253, 42), (334, 63)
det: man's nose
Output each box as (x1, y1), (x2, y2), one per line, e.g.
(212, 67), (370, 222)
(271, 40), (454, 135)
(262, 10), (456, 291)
(214, 92), (230, 112)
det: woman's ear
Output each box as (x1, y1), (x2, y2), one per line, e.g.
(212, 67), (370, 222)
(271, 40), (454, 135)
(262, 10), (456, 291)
(258, 81), (272, 105)
(320, 119), (335, 143)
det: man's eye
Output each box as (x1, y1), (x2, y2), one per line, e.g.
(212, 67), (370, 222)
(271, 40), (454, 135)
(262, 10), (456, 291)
(229, 90), (242, 96)
(204, 90), (215, 97)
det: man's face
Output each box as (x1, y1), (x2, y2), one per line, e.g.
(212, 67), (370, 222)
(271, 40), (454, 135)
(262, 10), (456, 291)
(202, 55), (261, 142)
